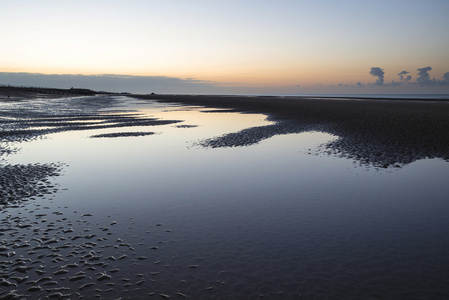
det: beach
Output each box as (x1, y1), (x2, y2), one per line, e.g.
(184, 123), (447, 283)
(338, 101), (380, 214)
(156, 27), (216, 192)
(133, 94), (449, 167)
(1, 91), (449, 299)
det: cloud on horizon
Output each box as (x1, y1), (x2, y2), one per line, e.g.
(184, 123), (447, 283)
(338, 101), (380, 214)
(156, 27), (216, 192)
(2, 70), (449, 95)
(369, 67), (385, 86)
(368, 67), (449, 88)
(398, 70), (412, 82)
(417, 66), (433, 85)
(0, 72), (221, 94)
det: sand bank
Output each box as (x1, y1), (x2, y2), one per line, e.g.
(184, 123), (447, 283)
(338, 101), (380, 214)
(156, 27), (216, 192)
(133, 94), (449, 168)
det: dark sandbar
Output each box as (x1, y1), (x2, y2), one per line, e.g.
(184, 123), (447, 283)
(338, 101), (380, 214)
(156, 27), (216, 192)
(132, 94), (449, 168)
(90, 131), (156, 138)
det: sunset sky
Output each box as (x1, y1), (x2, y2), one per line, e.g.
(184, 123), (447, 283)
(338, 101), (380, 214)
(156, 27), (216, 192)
(1, 0), (449, 94)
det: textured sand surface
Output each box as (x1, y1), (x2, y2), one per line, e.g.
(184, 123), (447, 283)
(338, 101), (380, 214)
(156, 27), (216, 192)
(133, 94), (449, 168)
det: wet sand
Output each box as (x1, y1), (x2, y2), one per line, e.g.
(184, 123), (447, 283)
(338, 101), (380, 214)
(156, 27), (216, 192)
(0, 202), (179, 299)
(0, 93), (191, 299)
(133, 94), (449, 168)
(0, 94), (180, 206)
(2, 91), (449, 299)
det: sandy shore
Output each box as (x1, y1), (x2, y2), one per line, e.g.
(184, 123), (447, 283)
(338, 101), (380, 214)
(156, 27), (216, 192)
(0, 93), (186, 299)
(1, 92), (449, 298)
(0, 94), (180, 206)
(132, 94), (449, 168)
(2, 92), (448, 204)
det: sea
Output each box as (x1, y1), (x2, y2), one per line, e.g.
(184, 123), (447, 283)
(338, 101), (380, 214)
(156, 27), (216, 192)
(229, 93), (449, 100)
(2, 95), (449, 299)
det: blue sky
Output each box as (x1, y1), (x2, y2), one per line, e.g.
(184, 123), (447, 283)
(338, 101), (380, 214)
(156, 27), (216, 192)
(1, 0), (448, 94)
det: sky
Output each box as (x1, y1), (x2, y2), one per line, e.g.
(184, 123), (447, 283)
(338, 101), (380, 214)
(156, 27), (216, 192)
(1, 0), (449, 94)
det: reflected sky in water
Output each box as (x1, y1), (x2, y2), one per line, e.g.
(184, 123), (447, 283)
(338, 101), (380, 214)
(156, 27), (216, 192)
(6, 97), (449, 298)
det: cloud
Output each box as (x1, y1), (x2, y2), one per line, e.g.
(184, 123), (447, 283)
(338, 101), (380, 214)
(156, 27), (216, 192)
(397, 70), (411, 81)
(442, 72), (449, 85)
(0, 72), (220, 94)
(318, 66), (449, 91)
(364, 66), (449, 88)
(414, 67), (449, 86)
(369, 67), (385, 85)
(416, 66), (434, 85)
(295, 84), (301, 87)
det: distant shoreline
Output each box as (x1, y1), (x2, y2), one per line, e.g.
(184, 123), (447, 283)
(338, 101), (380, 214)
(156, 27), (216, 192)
(0, 86), (127, 101)
(1, 85), (448, 102)
(0, 86), (97, 102)
(130, 93), (449, 114)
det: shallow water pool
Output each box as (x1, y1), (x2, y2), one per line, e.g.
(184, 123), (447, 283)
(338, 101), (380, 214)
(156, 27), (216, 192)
(2, 96), (449, 299)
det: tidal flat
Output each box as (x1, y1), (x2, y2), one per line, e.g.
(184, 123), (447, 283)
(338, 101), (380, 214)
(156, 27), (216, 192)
(1, 93), (449, 299)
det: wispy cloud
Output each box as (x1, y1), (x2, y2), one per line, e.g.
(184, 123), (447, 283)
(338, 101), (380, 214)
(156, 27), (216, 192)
(397, 71), (412, 82)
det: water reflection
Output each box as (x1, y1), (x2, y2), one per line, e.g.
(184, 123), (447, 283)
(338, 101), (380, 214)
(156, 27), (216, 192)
(141, 95), (449, 169)
(2, 96), (449, 298)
